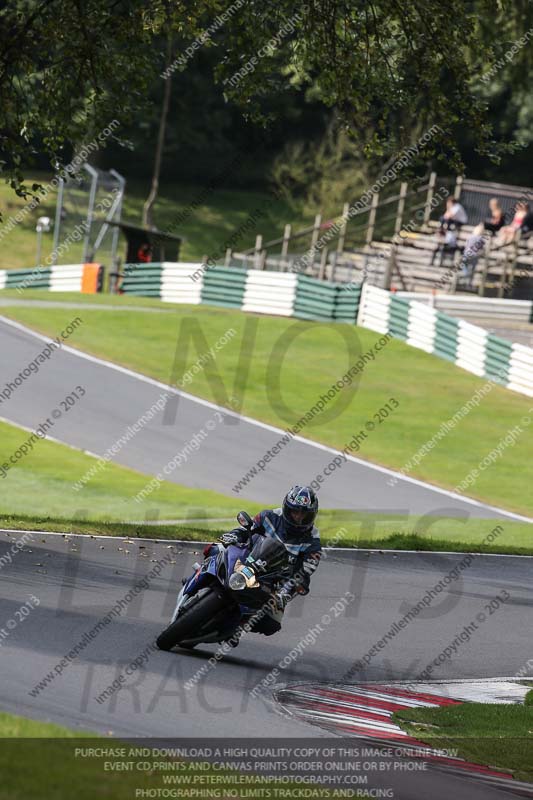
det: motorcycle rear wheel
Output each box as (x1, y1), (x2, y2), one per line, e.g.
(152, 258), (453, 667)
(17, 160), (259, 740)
(156, 589), (228, 651)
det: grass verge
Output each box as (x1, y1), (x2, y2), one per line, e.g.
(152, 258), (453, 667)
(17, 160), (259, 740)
(0, 290), (191, 308)
(0, 712), (130, 800)
(1, 301), (533, 517)
(2, 512), (533, 555)
(0, 419), (256, 523)
(393, 692), (533, 782)
(0, 711), (340, 799)
(0, 417), (532, 553)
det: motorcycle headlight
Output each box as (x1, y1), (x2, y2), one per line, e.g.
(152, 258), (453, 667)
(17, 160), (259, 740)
(229, 572), (247, 590)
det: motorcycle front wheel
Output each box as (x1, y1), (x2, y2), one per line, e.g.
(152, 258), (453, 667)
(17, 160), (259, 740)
(156, 588), (229, 651)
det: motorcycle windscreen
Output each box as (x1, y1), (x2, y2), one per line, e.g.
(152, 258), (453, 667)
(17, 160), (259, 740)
(221, 543), (251, 584)
(246, 535), (289, 574)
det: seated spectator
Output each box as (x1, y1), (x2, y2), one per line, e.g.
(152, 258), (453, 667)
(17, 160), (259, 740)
(439, 197), (468, 231)
(483, 198), (506, 233)
(498, 201), (531, 244)
(460, 223), (486, 288)
(521, 207), (533, 236)
(431, 228), (459, 266)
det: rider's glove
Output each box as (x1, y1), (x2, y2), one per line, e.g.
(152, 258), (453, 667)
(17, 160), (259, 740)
(275, 587), (293, 611)
(219, 532), (240, 547)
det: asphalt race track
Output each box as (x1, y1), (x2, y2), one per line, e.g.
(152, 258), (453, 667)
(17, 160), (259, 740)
(1, 531), (531, 797)
(1, 313), (532, 798)
(0, 314), (530, 522)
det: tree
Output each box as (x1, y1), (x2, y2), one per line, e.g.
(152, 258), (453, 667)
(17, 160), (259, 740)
(142, 33), (174, 228)
(0, 1), (155, 198)
(2, 0), (533, 209)
(217, 0), (533, 170)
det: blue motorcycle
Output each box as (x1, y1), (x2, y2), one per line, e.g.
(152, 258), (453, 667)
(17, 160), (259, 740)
(156, 512), (290, 651)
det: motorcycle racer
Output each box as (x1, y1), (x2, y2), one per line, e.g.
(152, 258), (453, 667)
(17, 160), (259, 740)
(203, 486), (321, 638)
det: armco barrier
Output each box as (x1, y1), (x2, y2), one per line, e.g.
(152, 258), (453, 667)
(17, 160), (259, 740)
(120, 263), (361, 323)
(0, 263), (102, 293)
(335, 284), (361, 323)
(294, 274), (338, 321)
(434, 313), (459, 363)
(398, 293), (533, 323)
(121, 264), (163, 296)
(201, 265), (247, 308)
(357, 283), (533, 397)
(2, 260), (531, 398)
(294, 276), (361, 323)
(242, 270), (298, 317)
(509, 344), (533, 396)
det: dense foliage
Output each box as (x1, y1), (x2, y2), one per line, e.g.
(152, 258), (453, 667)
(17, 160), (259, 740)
(1, 0), (533, 204)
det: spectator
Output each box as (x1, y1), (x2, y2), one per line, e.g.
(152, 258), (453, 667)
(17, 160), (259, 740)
(439, 197), (468, 231)
(460, 223), (486, 288)
(432, 197), (466, 265)
(521, 207), (533, 236)
(498, 201), (531, 244)
(431, 227), (459, 266)
(483, 198), (506, 234)
(137, 243), (153, 262)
